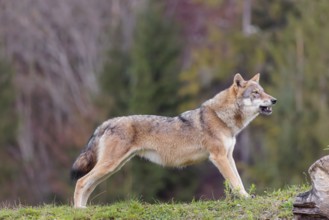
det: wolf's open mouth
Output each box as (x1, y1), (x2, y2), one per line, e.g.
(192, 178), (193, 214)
(259, 106), (272, 115)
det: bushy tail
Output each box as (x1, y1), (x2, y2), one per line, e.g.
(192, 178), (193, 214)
(70, 134), (98, 181)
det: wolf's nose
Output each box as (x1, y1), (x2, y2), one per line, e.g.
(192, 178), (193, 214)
(271, 98), (277, 105)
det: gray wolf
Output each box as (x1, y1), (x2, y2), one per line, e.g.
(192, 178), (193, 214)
(71, 73), (276, 208)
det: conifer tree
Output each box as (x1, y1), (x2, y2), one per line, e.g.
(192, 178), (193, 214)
(128, 1), (182, 116)
(0, 60), (16, 145)
(0, 60), (18, 193)
(99, 25), (131, 117)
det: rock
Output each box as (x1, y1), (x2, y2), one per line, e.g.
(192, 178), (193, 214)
(293, 155), (329, 219)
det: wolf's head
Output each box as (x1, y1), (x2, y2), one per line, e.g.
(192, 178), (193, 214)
(233, 73), (276, 116)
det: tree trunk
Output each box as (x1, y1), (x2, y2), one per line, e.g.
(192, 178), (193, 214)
(293, 155), (329, 219)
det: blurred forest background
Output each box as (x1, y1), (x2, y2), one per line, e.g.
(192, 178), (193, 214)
(0, 0), (328, 205)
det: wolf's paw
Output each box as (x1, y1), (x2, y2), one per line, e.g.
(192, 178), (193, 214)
(239, 191), (251, 199)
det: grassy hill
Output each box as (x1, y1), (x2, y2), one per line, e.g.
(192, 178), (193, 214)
(0, 185), (308, 220)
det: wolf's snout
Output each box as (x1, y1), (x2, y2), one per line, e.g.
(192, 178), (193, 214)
(271, 98), (277, 105)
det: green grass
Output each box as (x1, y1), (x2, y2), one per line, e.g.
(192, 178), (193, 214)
(0, 185), (308, 220)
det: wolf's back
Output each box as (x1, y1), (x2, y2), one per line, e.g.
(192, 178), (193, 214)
(70, 134), (98, 181)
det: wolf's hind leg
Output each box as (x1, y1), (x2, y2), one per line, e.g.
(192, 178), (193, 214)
(74, 148), (136, 208)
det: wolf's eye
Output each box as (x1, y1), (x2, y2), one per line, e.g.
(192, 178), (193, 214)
(253, 90), (259, 94)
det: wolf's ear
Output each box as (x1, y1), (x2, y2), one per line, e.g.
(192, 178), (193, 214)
(234, 73), (245, 87)
(250, 73), (260, 83)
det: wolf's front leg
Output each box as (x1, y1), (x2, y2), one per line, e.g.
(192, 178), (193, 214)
(227, 146), (249, 197)
(210, 153), (249, 198)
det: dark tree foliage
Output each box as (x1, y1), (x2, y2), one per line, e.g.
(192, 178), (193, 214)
(0, 60), (19, 198)
(0, 60), (17, 145)
(128, 2), (183, 116)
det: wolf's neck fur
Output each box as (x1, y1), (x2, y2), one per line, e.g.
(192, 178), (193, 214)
(203, 86), (257, 136)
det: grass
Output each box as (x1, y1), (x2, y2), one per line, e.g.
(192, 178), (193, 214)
(0, 185), (308, 220)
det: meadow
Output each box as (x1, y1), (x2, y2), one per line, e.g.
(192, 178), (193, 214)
(0, 185), (307, 220)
